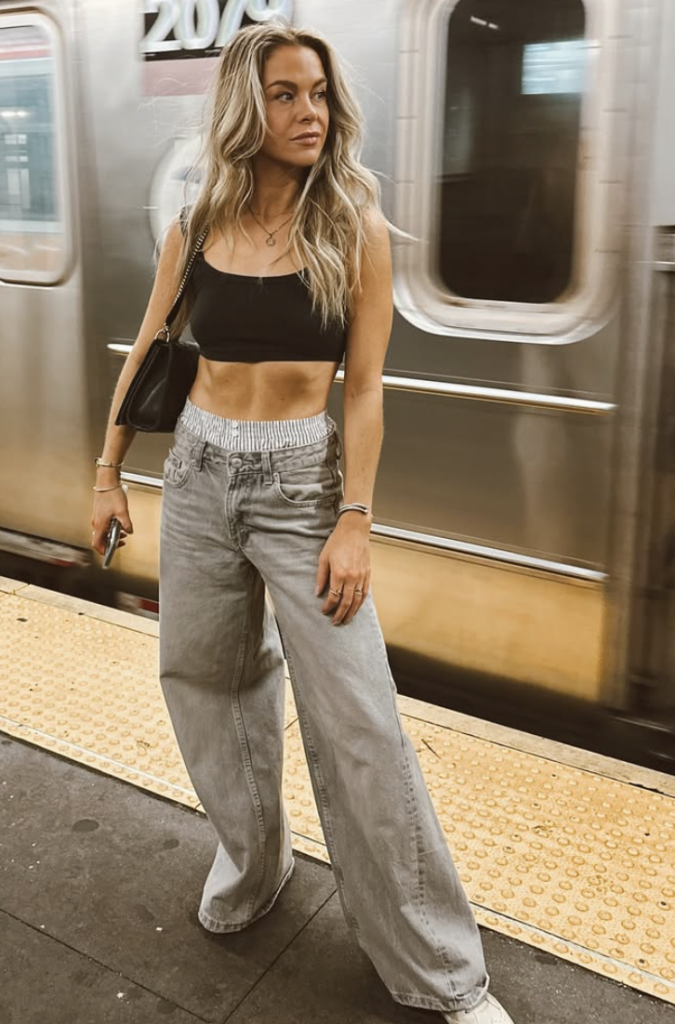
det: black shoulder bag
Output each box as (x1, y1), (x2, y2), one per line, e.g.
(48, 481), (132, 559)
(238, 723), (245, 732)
(115, 225), (209, 433)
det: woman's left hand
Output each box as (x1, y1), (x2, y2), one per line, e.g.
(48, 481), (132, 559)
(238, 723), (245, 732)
(315, 514), (372, 625)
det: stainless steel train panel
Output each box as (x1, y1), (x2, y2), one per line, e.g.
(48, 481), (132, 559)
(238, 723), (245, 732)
(597, 0), (667, 709)
(625, 250), (675, 716)
(321, 0), (645, 705)
(342, 387), (614, 569)
(651, 0), (674, 225)
(371, 541), (607, 701)
(0, 1), (90, 550)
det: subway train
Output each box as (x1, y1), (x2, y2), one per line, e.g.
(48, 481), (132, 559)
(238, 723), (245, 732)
(1, 0), (675, 770)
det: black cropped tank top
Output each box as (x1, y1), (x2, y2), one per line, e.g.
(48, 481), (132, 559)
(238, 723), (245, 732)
(190, 252), (347, 363)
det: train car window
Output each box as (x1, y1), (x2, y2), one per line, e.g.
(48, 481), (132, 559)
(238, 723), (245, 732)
(440, 0), (586, 304)
(396, 0), (621, 340)
(0, 17), (67, 284)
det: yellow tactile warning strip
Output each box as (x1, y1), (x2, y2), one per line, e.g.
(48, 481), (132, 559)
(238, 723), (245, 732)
(1, 578), (675, 1004)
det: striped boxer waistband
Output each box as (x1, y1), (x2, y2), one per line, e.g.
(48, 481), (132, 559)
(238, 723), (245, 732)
(178, 398), (332, 452)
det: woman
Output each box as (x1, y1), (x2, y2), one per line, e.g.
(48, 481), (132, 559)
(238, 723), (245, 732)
(91, 22), (513, 1024)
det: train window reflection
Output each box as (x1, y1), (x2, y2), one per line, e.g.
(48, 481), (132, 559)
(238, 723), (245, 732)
(440, 0), (587, 304)
(0, 19), (65, 282)
(522, 40), (587, 96)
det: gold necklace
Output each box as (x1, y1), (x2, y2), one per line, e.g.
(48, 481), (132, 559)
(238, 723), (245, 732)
(248, 206), (293, 247)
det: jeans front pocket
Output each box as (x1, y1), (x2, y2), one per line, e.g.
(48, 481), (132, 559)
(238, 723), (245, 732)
(163, 448), (192, 489)
(273, 460), (338, 509)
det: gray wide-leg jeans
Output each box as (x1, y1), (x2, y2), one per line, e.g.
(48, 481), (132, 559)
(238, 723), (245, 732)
(159, 417), (488, 1013)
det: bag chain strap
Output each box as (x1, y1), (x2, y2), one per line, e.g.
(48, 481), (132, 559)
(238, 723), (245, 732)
(157, 225), (210, 343)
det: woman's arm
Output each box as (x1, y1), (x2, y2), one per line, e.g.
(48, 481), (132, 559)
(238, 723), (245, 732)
(316, 208), (393, 624)
(91, 220), (185, 554)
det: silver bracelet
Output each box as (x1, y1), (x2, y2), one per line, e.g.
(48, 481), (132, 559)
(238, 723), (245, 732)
(92, 484), (123, 493)
(337, 503), (371, 518)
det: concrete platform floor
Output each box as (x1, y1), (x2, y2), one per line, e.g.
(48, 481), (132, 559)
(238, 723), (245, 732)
(1, 737), (673, 1024)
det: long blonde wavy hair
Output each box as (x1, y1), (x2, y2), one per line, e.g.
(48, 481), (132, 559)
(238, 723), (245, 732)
(172, 21), (381, 334)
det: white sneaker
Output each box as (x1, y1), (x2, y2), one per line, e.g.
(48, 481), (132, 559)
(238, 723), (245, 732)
(442, 992), (515, 1024)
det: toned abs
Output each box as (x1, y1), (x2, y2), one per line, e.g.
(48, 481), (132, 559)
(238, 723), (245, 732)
(190, 358), (340, 422)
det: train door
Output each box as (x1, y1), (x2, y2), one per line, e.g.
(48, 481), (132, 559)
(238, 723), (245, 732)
(0, 2), (90, 577)
(361, 0), (624, 713)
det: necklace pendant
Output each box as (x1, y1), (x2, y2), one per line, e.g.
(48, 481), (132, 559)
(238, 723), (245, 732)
(266, 236), (276, 247)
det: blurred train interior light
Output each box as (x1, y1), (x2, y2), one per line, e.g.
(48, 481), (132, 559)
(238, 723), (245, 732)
(470, 16), (500, 30)
(522, 40), (587, 95)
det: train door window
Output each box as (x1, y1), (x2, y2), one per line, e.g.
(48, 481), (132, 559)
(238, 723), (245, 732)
(0, 14), (68, 284)
(441, 0), (586, 304)
(396, 0), (622, 339)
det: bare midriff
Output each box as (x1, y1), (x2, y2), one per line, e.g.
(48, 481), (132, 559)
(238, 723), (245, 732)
(189, 357), (340, 422)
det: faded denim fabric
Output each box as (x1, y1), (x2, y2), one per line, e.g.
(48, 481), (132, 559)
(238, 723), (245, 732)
(159, 416), (489, 1014)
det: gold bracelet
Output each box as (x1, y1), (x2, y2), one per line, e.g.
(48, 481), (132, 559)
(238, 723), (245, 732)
(94, 457), (124, 469)
(92, 484), (123, 493)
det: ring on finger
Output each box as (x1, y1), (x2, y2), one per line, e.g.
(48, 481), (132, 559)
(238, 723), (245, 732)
(329, 588), (342, 597)
(354, 587), (363, 594)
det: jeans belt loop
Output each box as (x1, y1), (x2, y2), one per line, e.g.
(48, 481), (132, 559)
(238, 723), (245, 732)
(261, 451), (273, 486)
(191, 439), (207, 471)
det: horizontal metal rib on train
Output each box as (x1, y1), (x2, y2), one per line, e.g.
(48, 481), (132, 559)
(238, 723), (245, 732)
(107, 345), (615, 415)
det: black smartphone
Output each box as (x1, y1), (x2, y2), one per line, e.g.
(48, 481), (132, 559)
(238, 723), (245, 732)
(102, 517), (122, 570)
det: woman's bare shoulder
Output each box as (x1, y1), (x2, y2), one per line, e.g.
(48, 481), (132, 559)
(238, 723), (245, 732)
(161, 217), (185, 258)
(358, 206), (391, 282)
(361, 205), (389, 246)
(154, 218), (185, 285)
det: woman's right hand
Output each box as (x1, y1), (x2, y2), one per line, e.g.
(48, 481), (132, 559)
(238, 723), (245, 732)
(91, 486), (133, 556)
